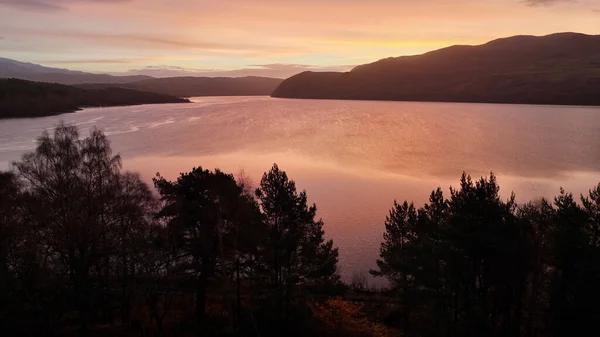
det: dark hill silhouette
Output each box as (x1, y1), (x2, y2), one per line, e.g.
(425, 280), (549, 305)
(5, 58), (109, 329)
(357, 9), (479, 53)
(0, 58), (152, 85)
(0, 78), (189, 119)
(81, 76), (284, 97)
(272, 32), (600, 106)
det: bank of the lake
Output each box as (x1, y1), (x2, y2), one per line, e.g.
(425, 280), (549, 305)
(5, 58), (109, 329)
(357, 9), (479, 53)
(0, 78), (190, 119)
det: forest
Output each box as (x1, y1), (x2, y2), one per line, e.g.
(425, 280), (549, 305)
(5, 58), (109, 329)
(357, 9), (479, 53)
(0, 79), (189, 119)
(1, 124), (600, 337)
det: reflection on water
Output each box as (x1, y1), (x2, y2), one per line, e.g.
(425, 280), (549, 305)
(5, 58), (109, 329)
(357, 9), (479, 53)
(1, 96), (599, 284)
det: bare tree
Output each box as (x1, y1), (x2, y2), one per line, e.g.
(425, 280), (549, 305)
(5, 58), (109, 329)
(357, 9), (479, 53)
(351, 272), (369, 292)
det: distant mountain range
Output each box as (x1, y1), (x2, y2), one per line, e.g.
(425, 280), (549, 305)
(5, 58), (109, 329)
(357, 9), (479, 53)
(0, 58), (283, 97)
(0, 57), (152, 85)
(272, 33), (600, 106)
(3, 32), (600, 108)
(79, 76), (283, 98)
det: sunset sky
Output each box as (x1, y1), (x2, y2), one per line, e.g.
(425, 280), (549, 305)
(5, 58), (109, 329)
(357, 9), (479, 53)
(1, 0), (599, 78)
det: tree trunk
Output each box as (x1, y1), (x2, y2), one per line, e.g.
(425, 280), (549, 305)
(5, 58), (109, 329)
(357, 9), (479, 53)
(77, 266), (90, 337)
(196, 274), (207, 323)
(236, 255), (242, 336)
(149, 292), (165, 337)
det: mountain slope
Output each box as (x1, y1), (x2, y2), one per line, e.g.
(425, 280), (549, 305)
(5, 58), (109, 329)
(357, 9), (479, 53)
(0, 78), (189, 119)
(0, 58), (152, 85)
(272, 33), (600, 106)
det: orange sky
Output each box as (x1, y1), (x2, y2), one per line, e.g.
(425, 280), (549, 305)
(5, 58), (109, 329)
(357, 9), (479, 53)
(0, 0), (598, 77)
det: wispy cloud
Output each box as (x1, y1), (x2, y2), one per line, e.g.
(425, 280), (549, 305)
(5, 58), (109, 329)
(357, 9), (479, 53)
(44, 57), (155, 64)
(0, 0), (133, 12)
(0, 0), (65, 11)
(523, 0), (574, 6)
(4, 28), (301, 55)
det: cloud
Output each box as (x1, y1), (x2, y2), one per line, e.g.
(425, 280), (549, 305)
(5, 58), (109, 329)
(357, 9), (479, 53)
(44, 57), (153, 64)
(3, 28), (301, 55)
(119, 63), (356, 79)
(0, 0), (65, 11)
(523, 0), (574, 6)
(0, 0), (132, 11)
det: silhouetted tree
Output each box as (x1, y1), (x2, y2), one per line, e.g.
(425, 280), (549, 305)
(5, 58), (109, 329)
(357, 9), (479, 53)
(255, 163), (340, 335)
(579, 184), (600, 334)
(14, 124), (105, 333)
(370, 201), (419, 335)
(548, 189), (588, 337)
(0, 172), (25, 332)
(372, 173), (536, 337)
(0, 172), (19, 289)
(111, 172), (159, 325)
(7, 123), (161, 336)
(154, 167), (263, 330)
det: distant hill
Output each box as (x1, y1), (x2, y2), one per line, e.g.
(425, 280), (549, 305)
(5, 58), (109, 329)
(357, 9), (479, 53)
(1, 58), (283, 96)
(0, 78), (189, 119)
(272, 33), (600, 106)
(0, 58), (152, 85)
(88, 76), (284, 97)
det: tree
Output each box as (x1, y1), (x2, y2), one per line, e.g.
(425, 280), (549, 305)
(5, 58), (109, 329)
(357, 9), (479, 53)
(372, 173), (532, 337)
(111, 172), (159, 325)
(350, 272), (369, 291)
(14, 124), (110, 332)
(136, 224), (179, 337)
(548, 189), (588, 337)
(255, 163), (340, 335)
(579, 184), (600, 334)
(370, 200), (419, 335)
(516, 199), (554, 337)
(10, 123), (158, 335)
(154, 167), (262, 328)
(415, 188), (450, 335)
(0, 172), (21, 292)
(0, 172), (25, 333)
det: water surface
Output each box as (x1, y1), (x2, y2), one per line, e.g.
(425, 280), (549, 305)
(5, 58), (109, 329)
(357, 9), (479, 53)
(1, 97), (599, 285)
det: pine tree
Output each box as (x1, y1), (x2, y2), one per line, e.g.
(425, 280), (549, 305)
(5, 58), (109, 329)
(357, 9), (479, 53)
(370, 200), (419, 335)
(580, 184), (600, 333)
(154, 167), (262, 325)
(255, 163), (340, 334)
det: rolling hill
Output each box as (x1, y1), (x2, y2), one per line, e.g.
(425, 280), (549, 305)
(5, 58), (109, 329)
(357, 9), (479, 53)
(1, 58), (283, 96)
(80, 76), (283, 97)
(272, 33), (600, 106)
(0, 57), (151, 85)
(0, 78), (189, 119)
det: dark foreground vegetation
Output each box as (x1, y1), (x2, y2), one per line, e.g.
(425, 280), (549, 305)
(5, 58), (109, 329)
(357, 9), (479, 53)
(0, 79), (189, 119)
(1, 124), (600, 337)
(272, 33), (600, 106)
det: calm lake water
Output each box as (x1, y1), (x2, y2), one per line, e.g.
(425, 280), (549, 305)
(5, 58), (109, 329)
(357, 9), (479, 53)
(1, 96), (599, 285)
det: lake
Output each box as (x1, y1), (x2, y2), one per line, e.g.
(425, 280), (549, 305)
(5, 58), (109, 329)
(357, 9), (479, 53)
(1, 96), (599, 285)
